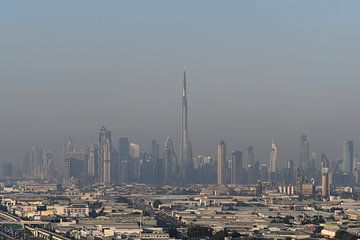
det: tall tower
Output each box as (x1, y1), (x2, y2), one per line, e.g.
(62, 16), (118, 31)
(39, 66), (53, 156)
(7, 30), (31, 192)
(217, 140), (227, 186)
(164, 136), (178, 184)
(269, 141), (277, 173)
(86, 143), (96, 177)
(343, 140), (354, 174)
(118, 137), (130, 183)
(246, 146), (254, 170)
(322, 167), (329, 198)
(230, 150), (242, 185)
(300, 135), (309, 170)
(180, 67), (192, 182)
(99, 126), (112, 185)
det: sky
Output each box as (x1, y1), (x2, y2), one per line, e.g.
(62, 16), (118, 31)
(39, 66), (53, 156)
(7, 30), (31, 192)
(1, 1), (360, 168)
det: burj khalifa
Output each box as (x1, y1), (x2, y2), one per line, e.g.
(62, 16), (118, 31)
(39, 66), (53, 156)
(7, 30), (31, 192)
(180, 67), (192, 183)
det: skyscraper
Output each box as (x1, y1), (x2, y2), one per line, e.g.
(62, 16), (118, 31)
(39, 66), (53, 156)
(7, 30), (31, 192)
(180, 67), (192, 182)
(230, 150), (242, 185)
(129, 143), (140, 158)
(64, 138), (84, 180)
(322, 167), (329, 198)
(217, 140), (227, 186)
(343, 140), (354, 174)
(84, 143), (101, 182)
(246, 146), (254, 170)
(118, 137), (130, 183)
(269, 140), (277, 173)
(300, 135), (309, 170)
(151, 140), (159, 162)
(99, 126), (112, 185)
(24, 146), (53, 180)
(163, 136), (178, 184)
(85, 143), (96, 177)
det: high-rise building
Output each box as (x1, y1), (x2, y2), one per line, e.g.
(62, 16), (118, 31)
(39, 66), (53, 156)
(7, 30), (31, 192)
(2, 163), (13, 178)
(118, 137), (130, 183)
(64, 138), (84, 180)
(322, 168), (329, 198)
(300, 135), (309, 170)
(151, 140), (159, 162)
(180, 67), (193, 183)
(84, 143), (100, 180)
(217, 140), (227, 186)
(24, 146), (53, 180)
(269, 141), (277, 173)
(343, 140), (354, 174)
(193, 155), (216, 184)
(99, 126), (112, 185)
(163, 136), (178, 184)
(246, 146), (254, 170)
(230, 150), (242, 185)
(129, 143), (140, 158)
(260, 164), (269, 182)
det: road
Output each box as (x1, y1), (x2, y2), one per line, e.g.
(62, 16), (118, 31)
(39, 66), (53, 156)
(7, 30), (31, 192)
(133, 198), (186, 229)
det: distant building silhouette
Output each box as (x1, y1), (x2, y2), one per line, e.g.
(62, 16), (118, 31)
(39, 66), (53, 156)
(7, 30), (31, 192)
(217, 140), (227, 186)
(269, 141), (277, 176)
(163, 136), (178, 184)
(99, 126), (112, 185)
(246, 146), (254, 171)
(300, 135), (309, 171)
(343, 140), (354, 174)
(230, 150), (242, 185)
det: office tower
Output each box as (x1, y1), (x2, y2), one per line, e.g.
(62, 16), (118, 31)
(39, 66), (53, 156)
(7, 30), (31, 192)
(217, 140), (227, 185)
(24, 146), (53, 180)
(180, 67), (193, 182)
(118, 137), (130, 183)
(64, 138), (84, 179)
(311, 152), (321, 171)
(64, 137), (75, 178)
(269, 141), (277, 173)
(321, 153), (329, 168)
(246, 146), (254, 170)
(151, 140), (159, 162)
(129, 143), (140, 158)
(139, 153), (154, 183)
(193, 155), (216, 184)
(300, 135), (309, 170)
(2, 163), (13, 178)
(322, 168), (329, 198)
(84, 143), (100, 180)
(230, 150), (242, 185)
(163, 136), (178, 184)
(260, 164), (269, 182)
(151, 140), (165, 183)
(256, 180), (263, 197)
(86, 143), (95, 177)
(343, 140), (354, 174)
(99, 126), (112, 185)
(287, 159), (295, 184)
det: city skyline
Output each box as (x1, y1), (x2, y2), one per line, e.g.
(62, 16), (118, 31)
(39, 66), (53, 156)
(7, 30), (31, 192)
(2, 1), (360, 167)
(3, 2), (360, 239)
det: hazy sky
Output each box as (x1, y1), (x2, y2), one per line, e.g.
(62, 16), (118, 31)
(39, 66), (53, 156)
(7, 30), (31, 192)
(1, 1), (360, 168)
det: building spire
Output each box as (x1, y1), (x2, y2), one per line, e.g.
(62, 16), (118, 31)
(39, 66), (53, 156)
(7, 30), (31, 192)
(181, 65), (190, 183)
(183, 63), (187, 97)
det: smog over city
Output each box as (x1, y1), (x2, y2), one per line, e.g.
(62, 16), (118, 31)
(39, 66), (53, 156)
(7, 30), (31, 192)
(1, 1), (360, 240)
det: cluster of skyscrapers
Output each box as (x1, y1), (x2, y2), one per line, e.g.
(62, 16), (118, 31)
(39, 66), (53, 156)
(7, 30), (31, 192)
(23, 146), (55, 180)
(14, 70), (360, 194)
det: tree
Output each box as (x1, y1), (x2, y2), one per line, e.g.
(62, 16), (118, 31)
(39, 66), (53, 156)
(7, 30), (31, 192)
(168, 225), (179, 238)
(211, 230), (225, 240)
(187, 225), (213, 239)
(335, 230), (356, 240)
(153, 200), (162, 209)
